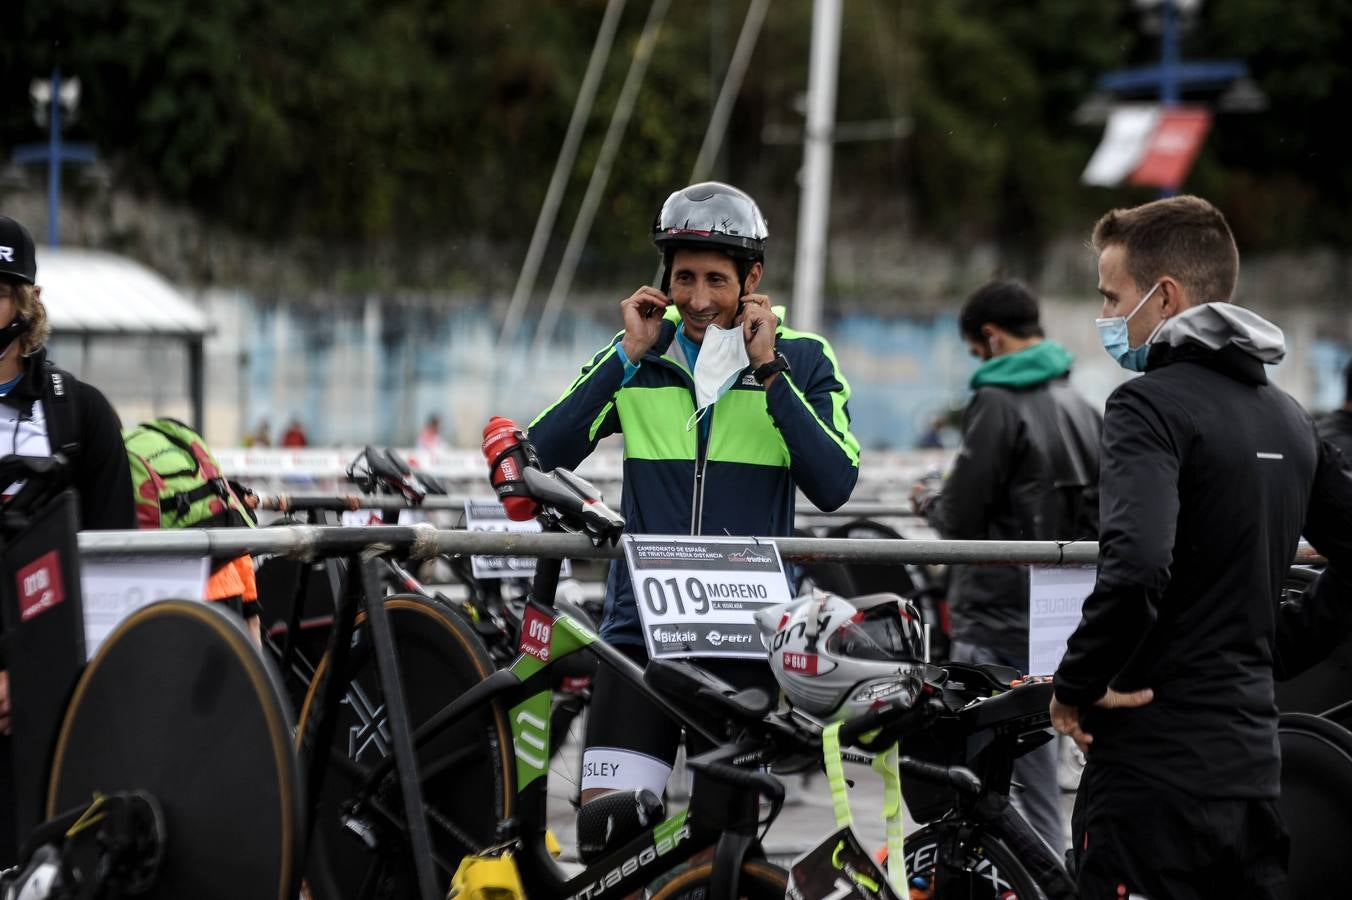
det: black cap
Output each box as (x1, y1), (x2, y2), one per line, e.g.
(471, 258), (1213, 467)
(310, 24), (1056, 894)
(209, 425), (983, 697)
(0, 216), (37, 284)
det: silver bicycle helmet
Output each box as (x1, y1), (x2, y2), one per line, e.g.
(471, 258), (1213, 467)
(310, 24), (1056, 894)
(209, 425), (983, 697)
(755, 590), (927, 721)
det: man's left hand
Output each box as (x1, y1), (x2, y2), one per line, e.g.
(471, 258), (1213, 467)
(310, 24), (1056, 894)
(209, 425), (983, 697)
(738, 294), (777, 368)
(1050, 687), (1155, 755)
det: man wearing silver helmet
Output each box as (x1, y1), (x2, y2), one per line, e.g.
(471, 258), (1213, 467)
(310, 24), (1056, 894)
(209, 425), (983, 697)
(530, 182), (860, 855)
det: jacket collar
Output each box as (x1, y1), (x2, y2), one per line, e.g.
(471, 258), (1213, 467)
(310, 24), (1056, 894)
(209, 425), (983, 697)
(1147, 340), (1268, 385)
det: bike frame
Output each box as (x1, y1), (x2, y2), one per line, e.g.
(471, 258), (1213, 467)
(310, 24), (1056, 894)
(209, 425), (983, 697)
(300, 552), (778, 900)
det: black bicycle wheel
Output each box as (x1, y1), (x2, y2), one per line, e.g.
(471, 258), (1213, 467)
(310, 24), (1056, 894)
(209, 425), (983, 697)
(903, 823), (1066, 900)
(1279, 712), (1352, 900)
(297, 595), (514, 899)
(48, 600), (301, 900)
(645, 858), (788, 900)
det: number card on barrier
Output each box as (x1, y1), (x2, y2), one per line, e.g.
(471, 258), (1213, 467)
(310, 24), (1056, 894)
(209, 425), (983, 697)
(623, 535), (791, 660)
(465, 499), (571, 580)
(80, 555), (210, 660)
(1027, 565), (1096, 676)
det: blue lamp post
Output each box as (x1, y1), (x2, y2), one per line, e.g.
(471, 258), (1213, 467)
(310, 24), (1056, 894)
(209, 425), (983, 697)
(10, 68), (99, 247)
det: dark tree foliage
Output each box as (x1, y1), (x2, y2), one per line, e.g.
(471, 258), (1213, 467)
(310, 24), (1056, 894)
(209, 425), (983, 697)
(2, 0), (1348, 284)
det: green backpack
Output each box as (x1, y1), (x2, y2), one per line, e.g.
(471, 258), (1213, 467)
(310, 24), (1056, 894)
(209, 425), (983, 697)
(124, 419), (252, 530)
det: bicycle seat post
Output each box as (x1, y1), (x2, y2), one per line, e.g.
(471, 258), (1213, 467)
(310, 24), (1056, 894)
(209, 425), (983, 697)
(532, 555), (564, 610)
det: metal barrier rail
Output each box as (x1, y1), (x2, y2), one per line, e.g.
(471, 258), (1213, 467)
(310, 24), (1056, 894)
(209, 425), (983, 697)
(253, 494), (923, 520)
(75, 525), (1327, 566)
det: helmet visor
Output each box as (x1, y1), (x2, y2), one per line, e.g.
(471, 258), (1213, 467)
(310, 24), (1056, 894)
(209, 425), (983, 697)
(826, 604), (924, 662)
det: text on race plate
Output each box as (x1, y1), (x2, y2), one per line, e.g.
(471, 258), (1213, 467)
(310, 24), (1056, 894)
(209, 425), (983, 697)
(622, 535), (792, 660)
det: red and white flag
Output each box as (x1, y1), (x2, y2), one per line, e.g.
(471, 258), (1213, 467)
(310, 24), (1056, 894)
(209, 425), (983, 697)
(1083, 104), (1213, 190)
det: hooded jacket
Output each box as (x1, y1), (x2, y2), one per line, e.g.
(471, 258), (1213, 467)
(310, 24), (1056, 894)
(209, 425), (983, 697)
(925, 341), (1102, 662)
(530, 307), (859, 646)
(1054, 303), (1352, 799)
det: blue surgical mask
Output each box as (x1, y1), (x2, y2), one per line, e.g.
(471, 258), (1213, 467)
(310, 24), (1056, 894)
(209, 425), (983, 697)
(1096, 282), (1163, 372)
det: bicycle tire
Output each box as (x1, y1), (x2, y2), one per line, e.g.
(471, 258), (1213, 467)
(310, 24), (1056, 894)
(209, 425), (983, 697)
(645, 858), (788, 900)
(1279, 712), (1352, 900)
(297, 594), (514, 899)
(903, 823), (1066, 900)
(48, 600), (301, 900)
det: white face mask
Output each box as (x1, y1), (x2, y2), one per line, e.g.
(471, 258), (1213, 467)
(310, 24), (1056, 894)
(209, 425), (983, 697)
(686, 323), (748, 431)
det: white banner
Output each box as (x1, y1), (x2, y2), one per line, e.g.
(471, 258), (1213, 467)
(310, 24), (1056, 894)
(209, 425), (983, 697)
(80, 555), (210, 660)
(1027, 565), (1096, 676)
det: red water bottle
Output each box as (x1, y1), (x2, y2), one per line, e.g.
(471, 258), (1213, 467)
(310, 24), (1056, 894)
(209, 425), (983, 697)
(481, 416), (540, 521)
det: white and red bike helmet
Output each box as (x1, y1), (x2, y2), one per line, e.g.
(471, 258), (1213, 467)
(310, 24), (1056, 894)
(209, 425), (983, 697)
(755, 590), (927, 721)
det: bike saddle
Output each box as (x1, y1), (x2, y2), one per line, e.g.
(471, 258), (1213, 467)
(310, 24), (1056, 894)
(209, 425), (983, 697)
(520, 466), (623, 545)
(643, 658), (774, 728)
(959, 679), (1054, 734)
(943, 661), (1021, 695)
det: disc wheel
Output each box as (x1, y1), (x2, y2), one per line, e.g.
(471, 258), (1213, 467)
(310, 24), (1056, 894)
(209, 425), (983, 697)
(48, 600), (302, 900)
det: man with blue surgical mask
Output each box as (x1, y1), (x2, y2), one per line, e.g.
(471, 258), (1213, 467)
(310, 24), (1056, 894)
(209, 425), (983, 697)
(530, 182), (859, 861)
(1050, 195), (1352, 900)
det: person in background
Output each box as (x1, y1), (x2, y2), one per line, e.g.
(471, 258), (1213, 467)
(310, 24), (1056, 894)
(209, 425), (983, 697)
(1318, 358), (1352, 465)
(418, 413), (449, 452)
(0, 213), (136, 864)
(910, 278), (1101, 852)
(280, 417), (308, 447)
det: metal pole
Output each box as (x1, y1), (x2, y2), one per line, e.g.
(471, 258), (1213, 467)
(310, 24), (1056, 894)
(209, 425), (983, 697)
(530, 0), (670, 359)
(73, 525), (1328, 566)
(359, 557), (441, 900)
(188, 338), (205, 433)
(688, 0), (770, 185)
(47, 68), (62, 247)
(791, 0), (843, 335)
(497, 0), (628, 352)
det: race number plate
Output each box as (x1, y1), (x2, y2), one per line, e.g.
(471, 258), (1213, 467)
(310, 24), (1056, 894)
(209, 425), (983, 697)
(465, 498), (571, 580)
(623, 535), (791, 659)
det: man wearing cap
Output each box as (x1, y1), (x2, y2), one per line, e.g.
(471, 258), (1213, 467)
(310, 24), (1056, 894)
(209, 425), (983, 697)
(530, 182), (859, 858)
(0, 214), (135, 862)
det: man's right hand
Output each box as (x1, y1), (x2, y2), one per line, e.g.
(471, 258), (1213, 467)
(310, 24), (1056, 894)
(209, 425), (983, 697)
(620, 286), (670, 363)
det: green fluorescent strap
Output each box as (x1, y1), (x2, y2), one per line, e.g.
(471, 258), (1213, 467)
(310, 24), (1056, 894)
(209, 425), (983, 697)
(822, 722), (852, 828)
(872, 742), (907, 894)
(615, 386), (697, 460)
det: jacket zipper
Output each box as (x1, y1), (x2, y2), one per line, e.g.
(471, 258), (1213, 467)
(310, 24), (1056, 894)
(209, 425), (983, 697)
(691, 435), (708, 536)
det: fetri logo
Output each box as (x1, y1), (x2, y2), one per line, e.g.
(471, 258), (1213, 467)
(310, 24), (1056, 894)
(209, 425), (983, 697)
(17, 551), (65, 622)
(518, 606), (554, 662)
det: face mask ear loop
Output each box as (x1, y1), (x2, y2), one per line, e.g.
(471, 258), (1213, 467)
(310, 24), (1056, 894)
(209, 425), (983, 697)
(685, 405), (709, 433)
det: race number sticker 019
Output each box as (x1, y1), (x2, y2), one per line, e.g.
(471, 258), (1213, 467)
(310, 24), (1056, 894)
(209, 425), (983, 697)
(622, 535), (792, 659)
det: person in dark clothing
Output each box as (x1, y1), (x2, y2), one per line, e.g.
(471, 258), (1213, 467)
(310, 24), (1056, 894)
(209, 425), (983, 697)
(910, 278), (1101, 852)
(1317, 359), (1352, 464)
(1050, 195), (1352, 900)
(0, 214), (136, 864)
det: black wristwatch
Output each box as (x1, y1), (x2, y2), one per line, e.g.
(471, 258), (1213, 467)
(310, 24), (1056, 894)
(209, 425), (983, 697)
(752, 351), (791, 385)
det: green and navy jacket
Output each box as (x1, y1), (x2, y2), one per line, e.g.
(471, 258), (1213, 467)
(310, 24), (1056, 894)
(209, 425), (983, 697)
(530, 306), (860, 646)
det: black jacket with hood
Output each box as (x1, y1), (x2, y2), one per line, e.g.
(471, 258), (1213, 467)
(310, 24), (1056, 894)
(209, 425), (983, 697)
(1054, 303), (1352, 799)
(925, 341), (1102, 663)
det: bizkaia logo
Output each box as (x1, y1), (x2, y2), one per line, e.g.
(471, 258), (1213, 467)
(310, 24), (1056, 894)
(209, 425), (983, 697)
(726, 548), (772, 565)
(518, 606), (554, 662)
(17, 551), (65, 622)
(782, 651), (819, 675)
